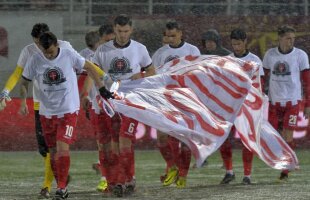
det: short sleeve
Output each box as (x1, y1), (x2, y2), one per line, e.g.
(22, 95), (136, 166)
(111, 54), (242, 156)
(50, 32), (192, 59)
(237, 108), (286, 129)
(22, 55), (35, 81)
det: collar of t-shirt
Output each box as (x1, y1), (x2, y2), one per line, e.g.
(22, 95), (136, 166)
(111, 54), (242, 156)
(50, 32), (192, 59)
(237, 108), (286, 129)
(169, 40), (185, 49)
(234, 49), (249, 58)
(278, 46), (294, 55)
(113, 39), (131, 49)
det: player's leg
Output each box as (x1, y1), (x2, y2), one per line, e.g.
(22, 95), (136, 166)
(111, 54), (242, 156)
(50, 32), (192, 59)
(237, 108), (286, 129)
(176, 142), (191, 188)
(96, 112), (111, 192)
(157, 132), (175, 182)
(105, 115), (121, 193)
(116, 114), (138, 197)
(163, 136), (180, 186)
(219, 130), (235, 184)
(35, 110), (54, 199)
(279, 102), (300, 181)
(54, 112), (78, 199)
(242, 144), (253, 184)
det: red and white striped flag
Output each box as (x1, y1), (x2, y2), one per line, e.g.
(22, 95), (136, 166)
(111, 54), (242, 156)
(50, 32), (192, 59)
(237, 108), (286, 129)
(107, 55), (299, 170)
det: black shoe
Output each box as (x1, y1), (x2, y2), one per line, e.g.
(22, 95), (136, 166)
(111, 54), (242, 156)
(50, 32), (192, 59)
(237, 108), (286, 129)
(279, 172), (288, 181)
(38, 187), (50, 199)
(124, 179), (136, 196)
(220, 173), (235, 184)
(112, 184), (125, 197)
(242, 177), (251, 185)
(53, 188), (69, 200)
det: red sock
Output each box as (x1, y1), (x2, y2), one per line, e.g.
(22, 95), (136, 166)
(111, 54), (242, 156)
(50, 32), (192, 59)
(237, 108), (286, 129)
(178, 144), (191, 177)
(129, 146), (135, 179)
(168, 136), (180, 168)
(158, 141), (174, 173)
(57, 151), (70, 189)
(50, 151), (58, 182)
(119, 147), (134, 183)
(99, 150), (107, 177)
(242, 146), (253, 176)
(106, 151), (119, 186)
(220, 139), (233, 171)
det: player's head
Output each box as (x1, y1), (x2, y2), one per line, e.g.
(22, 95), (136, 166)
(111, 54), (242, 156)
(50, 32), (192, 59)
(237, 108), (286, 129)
(85, 30), (101, 50)
(31, 23), (50, 45)
(99, 24), (115, 44)
(165, 21), (182, 47)
(38, 31), (59, 60)
(113, 14), (133, 45)
(162, 31), (169, 46)
(277, 25), (295, 53)
(230, 28), (247, 57)
(202, 29), (221, 52)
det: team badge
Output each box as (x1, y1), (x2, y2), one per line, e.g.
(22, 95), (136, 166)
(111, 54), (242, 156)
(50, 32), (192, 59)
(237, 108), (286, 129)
(109, 57), (132, 77)
(272, 61), (291, 76)
(43, 67), (66, 85)
(164, 55), (180, 64)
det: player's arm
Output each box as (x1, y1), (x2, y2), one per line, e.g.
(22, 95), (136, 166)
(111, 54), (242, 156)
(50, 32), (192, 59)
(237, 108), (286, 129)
(301, 69), (310, 118)
(83, 60), (113, 99)
(262, 68), (270, 95)
(18, 76), (31, 116)
(0, 65), (24, 111)
(80, 75), (94, 111)
(131, 64), (156, 80)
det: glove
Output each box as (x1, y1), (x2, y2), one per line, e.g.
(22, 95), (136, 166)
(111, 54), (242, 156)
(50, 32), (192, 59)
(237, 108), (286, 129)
(0, 89), (11, 111)
(99, 86), (114, 99)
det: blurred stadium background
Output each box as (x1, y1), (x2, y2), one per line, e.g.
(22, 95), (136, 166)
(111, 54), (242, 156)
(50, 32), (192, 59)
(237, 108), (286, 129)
(0, 0), (310, 151)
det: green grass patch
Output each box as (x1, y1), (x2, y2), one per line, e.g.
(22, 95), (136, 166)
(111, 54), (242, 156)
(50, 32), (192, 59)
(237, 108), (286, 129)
(0, 149), (309, 199)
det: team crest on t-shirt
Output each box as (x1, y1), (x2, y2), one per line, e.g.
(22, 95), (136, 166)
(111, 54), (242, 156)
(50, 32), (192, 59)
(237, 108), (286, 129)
(164, 55), (180, 64)
(272, 61), (291, 76)
(43, 67), (66, 85)
(109, 57), (132, 76)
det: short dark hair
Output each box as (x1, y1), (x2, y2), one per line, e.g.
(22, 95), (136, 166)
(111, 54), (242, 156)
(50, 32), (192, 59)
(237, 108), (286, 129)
(39, 31), (57, 50)
(230, 28), (247, 41)
(99, 24), (114, 37)
(278, 25), (296, 36)
(85, 30), (100, 49)
(31, 23), (49, 38)
(166, 21), (181, 30)
(114, 14), (132, 26)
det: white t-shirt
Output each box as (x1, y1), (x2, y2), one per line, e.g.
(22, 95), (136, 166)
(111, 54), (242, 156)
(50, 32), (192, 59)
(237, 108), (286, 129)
(79, 47), (94, 60)
(18, 40), (75, 103)
(263, 47), (309, 104)
(79, 47), (101, 113)
(93, 39), (152, 84)
(152, 42), (201, 68)
(22, 48), (85, 117)
(229, 52), (264, 76)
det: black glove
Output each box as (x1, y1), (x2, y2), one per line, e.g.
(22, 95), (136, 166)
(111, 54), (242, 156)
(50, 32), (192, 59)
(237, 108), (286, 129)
(99, 86), (114, 99)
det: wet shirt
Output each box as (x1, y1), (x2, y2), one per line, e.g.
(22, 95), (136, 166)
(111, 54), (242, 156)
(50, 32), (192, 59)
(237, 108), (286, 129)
(23, 48), (85, 117)
(152, 42), (201, 68)
(263, 47), (309, 104)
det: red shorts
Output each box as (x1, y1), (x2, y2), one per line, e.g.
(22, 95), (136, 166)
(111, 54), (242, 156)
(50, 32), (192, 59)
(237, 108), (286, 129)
(268, 101), (300, 131)
(40, 112), (78, 148)
(97, 111), (113, 144)
(97, 112), (138, 143)
(89, 109), (99, 136)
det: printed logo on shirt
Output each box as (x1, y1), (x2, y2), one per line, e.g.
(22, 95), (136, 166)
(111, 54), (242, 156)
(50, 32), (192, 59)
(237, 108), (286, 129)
(109, 57), (132, 76)
(43, 67), (66, 85)
(164, 55), (180, 64)
(272, 61), (291, 76)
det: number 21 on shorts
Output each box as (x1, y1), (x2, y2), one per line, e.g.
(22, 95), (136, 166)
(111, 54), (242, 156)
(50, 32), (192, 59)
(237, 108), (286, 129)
(288, 114), (297, 126)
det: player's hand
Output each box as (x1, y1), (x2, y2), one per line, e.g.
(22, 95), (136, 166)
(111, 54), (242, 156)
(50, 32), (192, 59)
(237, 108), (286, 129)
(130, 72), (144, 80)
(304, 106), (310, 118)
(0, 90), (12, 111)
(81, 95), (91, 111)
(99, 86), (114, 99)
(18, 101), (29, 116)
